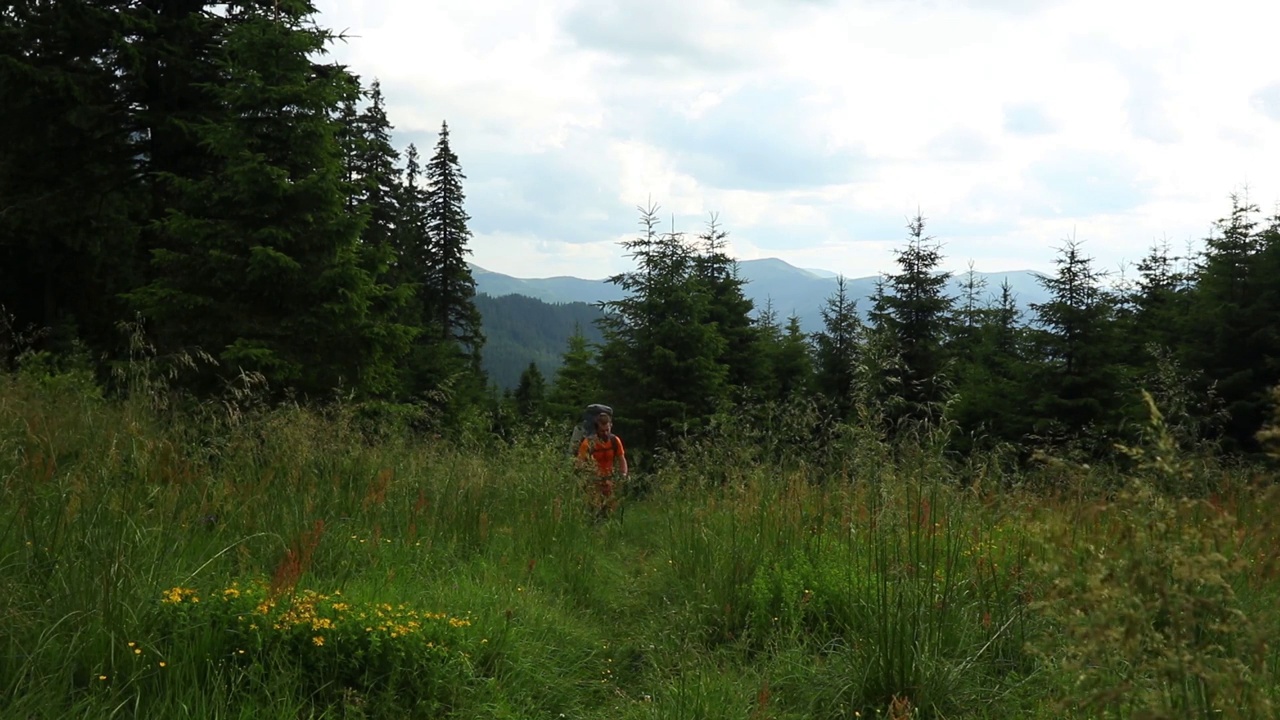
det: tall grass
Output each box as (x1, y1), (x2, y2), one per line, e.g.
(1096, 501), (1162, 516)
(1, 369), (1276, 718)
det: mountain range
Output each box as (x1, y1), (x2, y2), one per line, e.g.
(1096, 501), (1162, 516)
(471, 258), (1051, 335)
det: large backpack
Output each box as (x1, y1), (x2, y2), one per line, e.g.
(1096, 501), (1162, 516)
(569, 403), (613, 456)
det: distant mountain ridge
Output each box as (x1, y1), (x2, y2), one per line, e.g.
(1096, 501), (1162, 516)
(471, 258), (1051, 333)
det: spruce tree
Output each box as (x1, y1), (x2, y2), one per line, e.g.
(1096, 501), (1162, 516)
(867, 212), (956, 426)
(340, 79), (402, 255)
(393, 143), (429, 290)
(598, 202), (728, 452)
(812, 276), (864, 421)
(946, 262), (989, 422)
(513, 361), (547, 421)
(752, 298), (784, 402)
(775, 314), (815, 402)
(865, 212), (957, 425)
(1185, 196), (1279, 451)
(423, 121), (484, 361)
(949, 280), (1034, 451)
(955, 262), (989, 345)
(0, 0), (145, 358)
(546, 325), (604, 426)
(1027, 238), (1126, 447)
(1111, 240), (1223, 443)
(339, 77), (416, 397)
(126, 2), (405, 399)
(693, 214), (761, 395)
(391, 142), (447, 400)
(1130, 240), (1192, 354)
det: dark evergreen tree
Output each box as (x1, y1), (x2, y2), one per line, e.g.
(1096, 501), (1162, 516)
(693, 214), (762, 396)
(129, 0), (232, 365)
(393, 140), (471, 412)
(383, 120), (488, 420)
(390, 142), (431, 396)
(745, 297), (815, 407)
(598, 202), (728, 452)
(752, 298), (784, 402)
(1130, 240), (1193, 354)
(812, 275), (865, 421)
(946, 262), (989, 423)
(1185, 196), (1280, 452)
(1109, 240), (1225, 443)
(955, 262), (989, 344)
(393, 143), (429, 291)
(0, 0), (145, 359)
(127, 2), (410, 398)
(347, 80), (402, 257)
(867, 212), (955, 426)
(423, 121), (484, 361)
(340, 77), (416, 398)
(948, 280), (1035, 451)
(546, 326), (604, 427)
(513, 361), (547, 421)
(336, 92), (361, 211)
(1027, 238), (1126, 447)
(775, 314), (814, 402)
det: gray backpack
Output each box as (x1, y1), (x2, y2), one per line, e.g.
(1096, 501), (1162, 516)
(569, 403), (613, 455)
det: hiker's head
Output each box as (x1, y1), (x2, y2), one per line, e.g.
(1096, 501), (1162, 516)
(595, 412), (612, 435)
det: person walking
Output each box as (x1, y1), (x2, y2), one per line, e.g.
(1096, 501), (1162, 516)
(576, 411), (627, 520)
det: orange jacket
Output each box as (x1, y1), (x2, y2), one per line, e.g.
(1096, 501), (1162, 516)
(578, 433), (624, 477)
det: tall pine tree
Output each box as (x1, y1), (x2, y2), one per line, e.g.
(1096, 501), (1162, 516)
(547, 325), (604, 427)
(812, 276), (865, 421)
(598, 202), (728, 453)
(338, 77), (416, 397)
(423, 121), (484, 362)
(1027, 238), (1126, 447)
(0, 0), (145, 358)
(513, 361), (547, 421)
(693, 214), (762, 398)
(867, 212), (956, 427)
(127, 2), (405, 399)
(1185, 196), (1280, 452)
(949, 280), (1034, 451)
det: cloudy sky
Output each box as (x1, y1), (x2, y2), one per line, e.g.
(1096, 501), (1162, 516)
(313, 0), (1280, 281)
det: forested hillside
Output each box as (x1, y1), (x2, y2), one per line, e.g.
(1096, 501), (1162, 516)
(473, 294), (604, 390)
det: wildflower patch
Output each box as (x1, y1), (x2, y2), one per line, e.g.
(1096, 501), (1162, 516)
(150, 579), (477, 715)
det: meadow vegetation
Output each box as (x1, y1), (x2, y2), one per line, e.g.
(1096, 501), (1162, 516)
(2, 363), (1277, 719)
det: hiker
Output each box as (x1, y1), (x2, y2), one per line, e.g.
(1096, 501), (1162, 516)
(576, 411), (627, 518)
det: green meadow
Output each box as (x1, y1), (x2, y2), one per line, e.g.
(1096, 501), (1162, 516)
(2, 371), (1277, 719)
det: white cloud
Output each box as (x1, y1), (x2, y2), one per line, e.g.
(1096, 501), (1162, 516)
(1252, 83), (1280, 122)
(313, 0), (1280, 281)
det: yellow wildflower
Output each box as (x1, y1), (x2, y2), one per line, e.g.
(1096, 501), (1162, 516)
(313, 636), (325, 646)
(161, 587), (199, 604)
